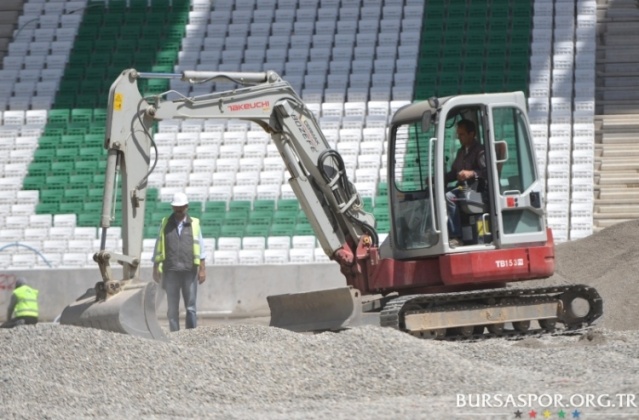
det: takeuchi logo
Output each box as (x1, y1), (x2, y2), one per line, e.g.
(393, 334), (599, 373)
(228, 101), (270, 112)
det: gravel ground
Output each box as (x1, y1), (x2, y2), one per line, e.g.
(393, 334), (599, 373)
(1, 221), (638, 419)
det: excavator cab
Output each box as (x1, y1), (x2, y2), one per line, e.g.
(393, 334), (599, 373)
(386, 92), (548, 260)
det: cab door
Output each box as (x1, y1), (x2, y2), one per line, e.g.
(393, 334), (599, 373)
(486, 99), (547, 247)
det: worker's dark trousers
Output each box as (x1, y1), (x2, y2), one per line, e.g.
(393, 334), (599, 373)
(1, 316), (38, 328)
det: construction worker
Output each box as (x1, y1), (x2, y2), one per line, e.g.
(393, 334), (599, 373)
(1, 277), (39, 328)
(152, 192), (207, 332)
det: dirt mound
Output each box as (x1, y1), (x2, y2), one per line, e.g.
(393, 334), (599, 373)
(550, 220), (639, 331)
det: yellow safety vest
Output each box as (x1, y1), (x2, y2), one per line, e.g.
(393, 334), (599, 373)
(13, 285), (39, 318)
(153, 217), (201, 270)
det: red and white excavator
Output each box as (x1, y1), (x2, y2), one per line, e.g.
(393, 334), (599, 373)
(60, 69), (602, 340)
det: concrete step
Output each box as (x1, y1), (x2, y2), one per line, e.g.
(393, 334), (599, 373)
(0, 11), (18, 23)
(597, 175), (639, 186)
(601, 89), (639, 101)
(0, 0), (25, 10)
(594, 212), (639, 220)
(599, 148), (639, 158)
(601, 102), (639, 114)
(600, 162), (639, 171)
(603, 24), (639, 33)
(593, 218), (636, 229)
(603, 35), (639, 46)
(601, 116), (639, 128)
(602, 76), (639, 87)
(601, 132), (638, 143)
(598, 188), (639, 199)
(596, 197), (639, 205)
(595, 203), (639, 212)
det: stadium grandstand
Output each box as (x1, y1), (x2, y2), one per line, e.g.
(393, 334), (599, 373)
(0, 0), (636, 270)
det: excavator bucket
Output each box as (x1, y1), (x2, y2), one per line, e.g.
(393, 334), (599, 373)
(267, 287), (364, 332)
(59, 281), (166, 341)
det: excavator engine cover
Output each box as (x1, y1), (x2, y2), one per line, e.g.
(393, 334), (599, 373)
(60, 281), (166, 340)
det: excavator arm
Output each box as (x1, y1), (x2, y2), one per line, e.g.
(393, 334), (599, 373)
(60, 69), (379, 338)
(141, 69), (378, 266)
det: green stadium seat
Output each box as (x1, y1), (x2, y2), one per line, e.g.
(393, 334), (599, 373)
(59, 202), (79, 213)
(40, 188), (63, 203)
(294, 222), (314, 236)
(277, 199), (299, 211)
(272, 210), (297, 225)
(253, 199), (276, 212)
(46, 175), (70, 187)
(424, 4), (444, 19)
(446, 7), (466, 20)
(361, 197), (374, 211)
(83, 202), (103, 213)
(204, 201), (227, 213)
(38, 136), (60, 149)
(55, 148), (78, 160)
(36, 202), (59, 214)
(47, 109), (70, 126)
(269, 223), (294, 237)
(28, 161), (50, 175)
(61, 134), (84, 147)
(23, 176), (44, 191)
(223, 212), (248, 227)
(33, 148), (55, 161)
(374, 199), (388, 213)
(92, 109), (107, 124)
(248, 210), (274, 226)
(463, 61), (483, 75)
(377, 182), (388, 196)
(220, 225), (244, 238)
(461, 74), (483, 92)
(375, 220), (391, 232)
(373, 207), (390, 222)
(244, 224), (271, 237)
(63, 188), (87, 202)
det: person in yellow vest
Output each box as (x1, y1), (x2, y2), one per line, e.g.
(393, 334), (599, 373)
(152, 192), (207, 332)
(1, 277), (39, 328)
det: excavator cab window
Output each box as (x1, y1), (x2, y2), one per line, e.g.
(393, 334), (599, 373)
(491, 106), (542, 236)
(391, 116), (438, 250)
(492, 107), (536, 195)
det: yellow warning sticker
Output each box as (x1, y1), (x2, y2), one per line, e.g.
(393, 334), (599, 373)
(114, 93), (123, 111)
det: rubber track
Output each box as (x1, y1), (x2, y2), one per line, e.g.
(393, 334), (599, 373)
(379, 285), (603, 341)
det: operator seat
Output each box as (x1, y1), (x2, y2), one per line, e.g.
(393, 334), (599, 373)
(455, 179), (492, 245)
(456, 179), (489, 215)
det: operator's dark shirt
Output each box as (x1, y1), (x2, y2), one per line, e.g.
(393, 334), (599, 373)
(444, 140), (487, 185)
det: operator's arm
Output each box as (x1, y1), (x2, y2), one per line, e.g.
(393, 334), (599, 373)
(197, 229), (206, 285)
(445, 149), (463, 184)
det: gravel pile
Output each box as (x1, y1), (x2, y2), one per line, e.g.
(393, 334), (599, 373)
(521, 219), (639, 331)
(1, 221), (638, 419)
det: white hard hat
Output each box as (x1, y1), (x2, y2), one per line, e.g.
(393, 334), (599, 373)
(171, 192), (189, 207)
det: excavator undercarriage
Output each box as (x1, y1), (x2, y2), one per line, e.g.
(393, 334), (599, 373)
(267, 284), (603, 340)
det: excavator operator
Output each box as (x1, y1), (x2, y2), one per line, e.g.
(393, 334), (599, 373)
(444, 119), (487, 247)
